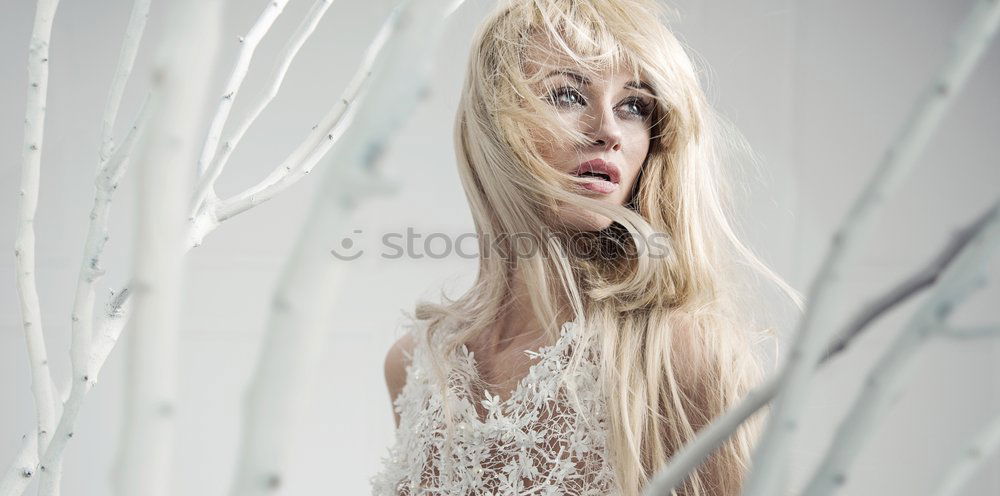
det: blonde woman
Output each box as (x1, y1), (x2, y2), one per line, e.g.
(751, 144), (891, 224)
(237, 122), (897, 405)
(370, 0), (801, 494)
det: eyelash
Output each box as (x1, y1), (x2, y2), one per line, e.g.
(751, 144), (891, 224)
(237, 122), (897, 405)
(546, 86), (653, 119)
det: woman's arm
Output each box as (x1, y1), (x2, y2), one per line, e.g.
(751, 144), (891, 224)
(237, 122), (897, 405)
(383, 331), (416, 428)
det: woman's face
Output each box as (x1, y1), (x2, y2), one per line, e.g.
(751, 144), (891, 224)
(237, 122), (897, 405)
(533, 62), (654, 232)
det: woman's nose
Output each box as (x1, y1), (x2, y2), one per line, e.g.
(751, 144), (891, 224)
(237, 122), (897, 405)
(584, 104), (622, 152)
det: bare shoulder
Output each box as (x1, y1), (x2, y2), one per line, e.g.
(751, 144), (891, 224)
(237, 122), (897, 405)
(384, 329), (419, 426)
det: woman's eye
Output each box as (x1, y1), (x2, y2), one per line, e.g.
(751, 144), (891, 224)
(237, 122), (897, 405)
(545, 88), (651, 119)
(620, 97), (653, 118)
(547, 87), (585, 107)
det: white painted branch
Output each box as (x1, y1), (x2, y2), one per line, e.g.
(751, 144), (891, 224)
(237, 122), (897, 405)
(3, 5), (404, 490)
(54, 2), (151, 486)
(7, 0), (456, 491)
(0, 434), (38, 495)
(90, 288), (132, 374)
(741, 2), (1000, 494)
(189, 0), (291, 214)
(818, 218), (991, 362)
(2, 104), (148, 495)
(643, 198), (1000, 495)
(941, 324), (1000, 339)
(27, 0), (150, 492)
(207, 0), (469, 227)
(800, 202), (1000, 495)
(35, 101), (152, 496)
(100, 94), (153, 188)
(225, 167), (397, 496)
(105, 1), (222, 495)
(932, 412), (1000, 496)
(2, 0), (430, 492)
(97, 0), (151, 167)
(208, 7), (398, 228)
(190, 0), (334, 222)
(643, 375), (778, 496)
(225, 1), (460, 493)
(211, 77), (369, 224)
(13, 2), (62, 493)
(12, 292), (133, 496)
(444, 0), (465, 17)
(4, 0), (149, 491)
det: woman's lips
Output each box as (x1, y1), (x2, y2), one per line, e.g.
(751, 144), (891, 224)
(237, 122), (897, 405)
(572, 158), (620, 194)
(574, 158), (621, 184)
(578, 177), (618, 194)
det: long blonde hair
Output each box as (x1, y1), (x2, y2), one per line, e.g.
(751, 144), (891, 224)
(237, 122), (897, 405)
(409, 0), (803, 494)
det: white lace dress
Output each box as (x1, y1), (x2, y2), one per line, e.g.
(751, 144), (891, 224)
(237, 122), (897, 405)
(369, 319), (618, 495)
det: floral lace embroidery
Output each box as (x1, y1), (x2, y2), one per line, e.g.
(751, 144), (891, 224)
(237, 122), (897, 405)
(370, 319), (618, 495)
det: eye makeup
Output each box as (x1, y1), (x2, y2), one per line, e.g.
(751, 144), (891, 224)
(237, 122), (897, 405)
(545, 85), (654, 121)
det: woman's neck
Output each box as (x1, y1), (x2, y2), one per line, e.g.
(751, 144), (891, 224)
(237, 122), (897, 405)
(489, 263), (575, 354)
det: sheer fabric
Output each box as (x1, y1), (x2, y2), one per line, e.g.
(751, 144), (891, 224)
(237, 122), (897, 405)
(370, 318), (617, 495)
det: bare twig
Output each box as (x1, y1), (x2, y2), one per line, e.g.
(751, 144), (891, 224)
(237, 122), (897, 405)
(643, 375), (779, 496)
(6, 2), (152, 494)
(12, 2), (62, 494)
(34, 101), (152, 496)
(105, 0), (223, 494)
(76, 0), (151, 347)
(5, 1), (463, 493)
(208, 0), (468, 228)
(48, 4), (152, 492)
(189, 0), (335, 222)
(2, 5), (412, 489)
(97, 0), (151, 167)
(931, 412), (1000, 496)
(0, 435), (38, 495)
(642, 200), (1000, 496)
(225, 0), (462, 493)
(818, 201), (1000, 361)
(208, 8), (398, 228)
(741, 1), (1000, 493)
(800, 202), (999, 495)
(189, 0), (292, 215)
(940, 324), (1000, 339)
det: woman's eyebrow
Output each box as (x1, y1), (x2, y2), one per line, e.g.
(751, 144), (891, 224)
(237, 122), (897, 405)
(625, 80), (652, 92)
(544, 69), (652, 93)
(544, 69), (590, 85)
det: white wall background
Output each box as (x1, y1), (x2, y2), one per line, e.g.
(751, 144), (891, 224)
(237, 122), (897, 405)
(1, 0), (997, 494)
